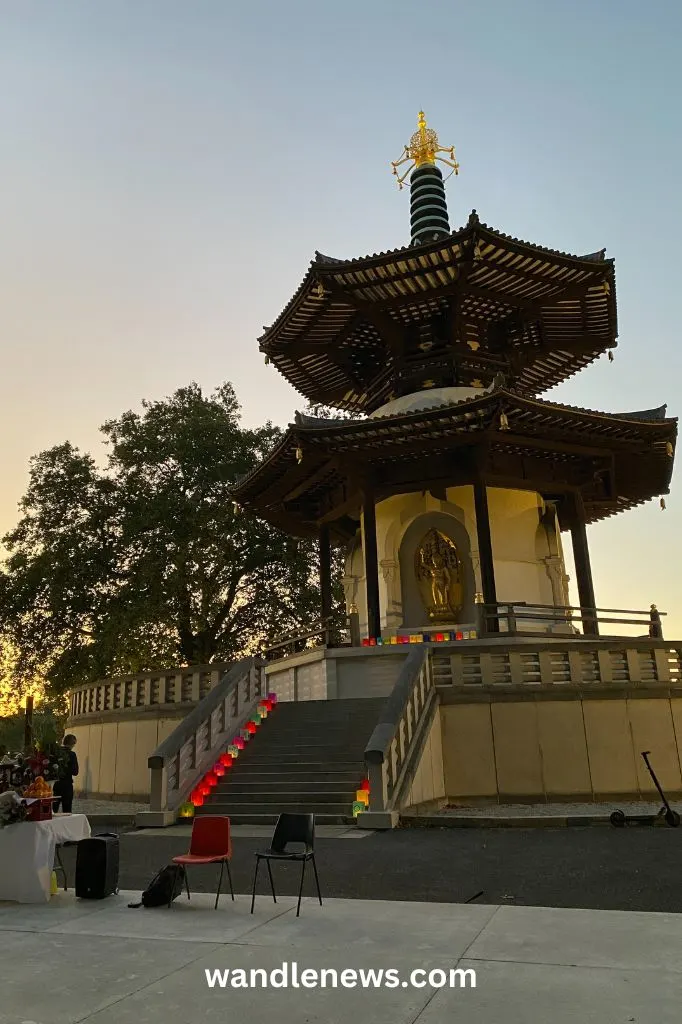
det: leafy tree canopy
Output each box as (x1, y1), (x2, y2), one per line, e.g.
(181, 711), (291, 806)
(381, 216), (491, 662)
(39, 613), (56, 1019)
(0, 382), (343, 698)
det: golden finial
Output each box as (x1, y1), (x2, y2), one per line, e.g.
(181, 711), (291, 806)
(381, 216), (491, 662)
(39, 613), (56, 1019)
(391, 110), (459, 190)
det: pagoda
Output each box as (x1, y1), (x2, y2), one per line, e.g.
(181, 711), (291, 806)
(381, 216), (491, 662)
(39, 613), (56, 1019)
(234, 113), (676, 643)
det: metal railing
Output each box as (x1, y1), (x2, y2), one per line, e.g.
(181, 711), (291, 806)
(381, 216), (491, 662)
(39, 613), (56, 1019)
(363, 647), (438, 815)
(477, 602), (665, 639)
(262, 614), (359, 661)
(146, 657), (266, 815)
(68, 663), (231, 720)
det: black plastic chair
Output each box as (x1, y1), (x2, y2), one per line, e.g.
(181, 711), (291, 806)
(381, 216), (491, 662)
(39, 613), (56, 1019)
(250, 813), (322, 917)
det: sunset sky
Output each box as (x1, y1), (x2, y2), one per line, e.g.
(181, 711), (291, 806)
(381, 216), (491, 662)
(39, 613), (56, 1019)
(1, 1), (680, 637)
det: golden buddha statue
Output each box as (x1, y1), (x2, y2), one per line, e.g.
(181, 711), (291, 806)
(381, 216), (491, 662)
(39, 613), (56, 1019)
(415, 529), (463, 622)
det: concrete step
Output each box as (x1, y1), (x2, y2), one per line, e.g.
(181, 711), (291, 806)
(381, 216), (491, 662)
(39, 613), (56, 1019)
(215, 777), (362, 791)
(195, 811), (354, 826)
(200, 800), (353, 816)
(224, 770), (364, 784)
(232, 749), (368, 762)
(208, 790), (353, 805)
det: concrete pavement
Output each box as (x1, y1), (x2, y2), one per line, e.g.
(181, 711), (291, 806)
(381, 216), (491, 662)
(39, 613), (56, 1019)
(1, 890), (680, 1022)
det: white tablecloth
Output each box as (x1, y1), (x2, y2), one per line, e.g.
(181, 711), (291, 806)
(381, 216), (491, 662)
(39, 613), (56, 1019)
(0, 814), (91, 903)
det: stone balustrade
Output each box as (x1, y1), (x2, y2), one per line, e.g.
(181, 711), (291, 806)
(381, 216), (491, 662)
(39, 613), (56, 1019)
(68, 663), (232, 720)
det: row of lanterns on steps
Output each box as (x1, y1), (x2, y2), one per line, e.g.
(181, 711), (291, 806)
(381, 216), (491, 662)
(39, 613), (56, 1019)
(184, 693), (279, 811)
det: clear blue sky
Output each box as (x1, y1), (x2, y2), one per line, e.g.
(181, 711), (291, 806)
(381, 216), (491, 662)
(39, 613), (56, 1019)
(1, 1), (680, 633)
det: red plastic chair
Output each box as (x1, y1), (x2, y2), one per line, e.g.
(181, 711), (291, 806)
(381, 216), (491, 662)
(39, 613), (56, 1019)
(172, 815), (234, 909)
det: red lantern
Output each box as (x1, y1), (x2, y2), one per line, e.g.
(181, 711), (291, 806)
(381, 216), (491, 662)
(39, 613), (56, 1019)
(456, 631), (463, 640)
(191, 792), (204, 807)
(361, 638), (370, 646)
(360, 778), (370, 792)
(247, 721), (257, 734)
(199, 783), (211, 797)
(205, 772), (218, 788)
(234, 737), (245, 750)
(214, 763), (225, 777)
(220, 753), (233, 768)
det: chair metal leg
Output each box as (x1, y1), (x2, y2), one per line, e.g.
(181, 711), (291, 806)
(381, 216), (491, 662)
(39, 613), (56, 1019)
(311, 854), (322, 906)
(185, 868), (191, 901)
(215, 861), (224, 910)
(226, 858), (235, 901)
(296, 858), (307, 917)
(250, 857), (260, 914)
(55, 846), (67, 891)
(266, 858), (277, 903)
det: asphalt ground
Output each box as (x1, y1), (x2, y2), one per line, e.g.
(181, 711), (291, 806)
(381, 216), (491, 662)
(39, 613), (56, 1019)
(58, 825), (682, 913)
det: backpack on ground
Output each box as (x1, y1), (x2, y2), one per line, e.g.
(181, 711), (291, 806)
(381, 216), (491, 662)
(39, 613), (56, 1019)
(128, 864), (186, 908)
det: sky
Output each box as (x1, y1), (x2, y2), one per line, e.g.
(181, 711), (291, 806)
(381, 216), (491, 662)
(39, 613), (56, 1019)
(1, 0), (681, 637)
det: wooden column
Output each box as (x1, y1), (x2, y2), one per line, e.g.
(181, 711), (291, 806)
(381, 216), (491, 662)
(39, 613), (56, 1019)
(362, 488), (381, 640)
(569, 493), (598, 636)
(473, 482), (498, 633)
(319, 523), (332, 626)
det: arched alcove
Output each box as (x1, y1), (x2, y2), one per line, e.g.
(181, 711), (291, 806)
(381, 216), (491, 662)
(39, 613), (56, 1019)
(398, 510), (476, 628)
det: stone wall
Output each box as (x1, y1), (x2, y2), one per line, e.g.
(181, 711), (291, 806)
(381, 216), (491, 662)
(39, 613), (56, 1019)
(437, 690), (682, 803)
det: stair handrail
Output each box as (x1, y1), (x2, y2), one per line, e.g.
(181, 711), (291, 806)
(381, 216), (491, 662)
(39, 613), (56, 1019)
(146, 656), (266, 816)
(363, 647), (438, 814)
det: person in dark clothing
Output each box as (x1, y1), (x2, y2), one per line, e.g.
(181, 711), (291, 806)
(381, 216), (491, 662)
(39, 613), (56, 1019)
(52, 735), (79, 813)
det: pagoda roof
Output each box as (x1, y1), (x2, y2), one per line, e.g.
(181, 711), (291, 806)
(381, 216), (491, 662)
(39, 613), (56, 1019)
(233, 388), (676, 539)
(259, 212), (617, 414)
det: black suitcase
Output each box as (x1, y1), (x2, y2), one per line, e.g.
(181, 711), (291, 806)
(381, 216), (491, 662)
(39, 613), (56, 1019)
(75, 833), (119, 898)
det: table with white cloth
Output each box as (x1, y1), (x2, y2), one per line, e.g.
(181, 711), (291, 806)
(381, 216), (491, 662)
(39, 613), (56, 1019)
(0, 813), (91, 903)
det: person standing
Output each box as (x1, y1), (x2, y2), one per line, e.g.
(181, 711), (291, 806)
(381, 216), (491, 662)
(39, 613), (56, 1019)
(53, 735), (79, 813)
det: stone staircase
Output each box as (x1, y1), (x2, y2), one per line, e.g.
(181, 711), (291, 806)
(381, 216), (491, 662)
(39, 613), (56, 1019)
(197, 697), (384, 825)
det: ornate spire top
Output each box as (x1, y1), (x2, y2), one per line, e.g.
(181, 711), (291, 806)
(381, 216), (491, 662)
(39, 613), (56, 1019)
(391, 110), (460, 190)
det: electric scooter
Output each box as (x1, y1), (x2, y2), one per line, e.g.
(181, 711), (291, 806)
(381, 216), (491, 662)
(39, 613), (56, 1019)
(610, 751), (680, 827)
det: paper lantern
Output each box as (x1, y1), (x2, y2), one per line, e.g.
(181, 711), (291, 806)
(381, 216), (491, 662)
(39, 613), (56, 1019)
(456, 631), (463, 640)
(267, 692), (278, 704)
(228, 744), (239, 758)
(470, 629), (477, 639)
(214, 763), (225, 777)
(199, 783), (211, 797)
(253, 712), (262, 724)
(205, 772), (218, 788)
(355, 789), (370, 805)
(361, 638), (370, 647)
(369, 637), (376, 646)
(360, 778), (370, 792)
(191, 793), (204, 807)
(178, 802), (195, 818)
(376, 637), (383, 645)
(352, 800), (365, 817)
(220, 752), (233, 767)
(247, 721), (257, 734)
(234, 737), (245, 750)
(241, 729), (251, 741)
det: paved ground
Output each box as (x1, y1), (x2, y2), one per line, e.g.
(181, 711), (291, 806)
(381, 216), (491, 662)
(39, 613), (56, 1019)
(58, 824), (682, 912)
(2, 889), (681, 1023)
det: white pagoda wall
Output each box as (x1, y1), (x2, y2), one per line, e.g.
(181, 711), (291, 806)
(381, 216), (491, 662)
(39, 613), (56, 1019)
(343, 485), (571, 637)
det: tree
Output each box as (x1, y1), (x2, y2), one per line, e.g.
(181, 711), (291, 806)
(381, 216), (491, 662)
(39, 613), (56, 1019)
(0, 382), (344, 698)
